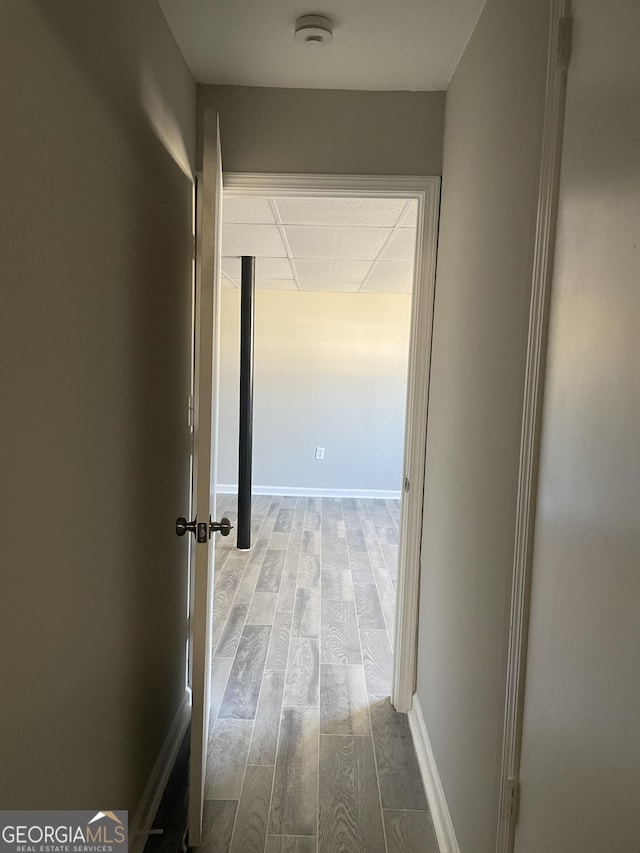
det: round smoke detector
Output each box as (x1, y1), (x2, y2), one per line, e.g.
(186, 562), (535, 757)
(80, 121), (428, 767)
(294, 14), (334, 47)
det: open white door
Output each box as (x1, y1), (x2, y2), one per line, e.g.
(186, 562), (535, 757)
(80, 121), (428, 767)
(187, 109), (223, 846)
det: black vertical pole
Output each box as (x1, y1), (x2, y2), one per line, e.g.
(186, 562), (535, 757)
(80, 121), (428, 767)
(237, 255), (255, 550)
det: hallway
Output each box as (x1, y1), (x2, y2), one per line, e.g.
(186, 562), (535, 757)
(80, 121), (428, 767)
(201, 495), (437, 852)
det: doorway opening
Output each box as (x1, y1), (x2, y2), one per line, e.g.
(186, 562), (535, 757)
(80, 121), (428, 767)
(212, 173), (439, 709)
(201, 174), (439, 847)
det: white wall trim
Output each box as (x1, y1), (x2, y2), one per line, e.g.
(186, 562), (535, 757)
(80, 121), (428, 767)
(130, 690), (191, 853)
(392, 176), (440, 712)
(496, 3), (571, 852)
(223, 172), (440, 715)
(216, 484), (401, 500)
(408, 693), (461, 853)
(223, 172), (437, 198)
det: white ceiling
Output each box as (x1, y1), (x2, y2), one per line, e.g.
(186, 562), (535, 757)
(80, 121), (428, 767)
(221, 196), (417, 294)
(158, 0), (486, 91)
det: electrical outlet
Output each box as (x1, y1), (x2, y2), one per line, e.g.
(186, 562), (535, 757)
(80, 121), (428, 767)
(315, 446), (325, 460)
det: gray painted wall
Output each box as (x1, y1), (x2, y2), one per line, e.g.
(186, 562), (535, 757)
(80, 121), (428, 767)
(515, 2), (640, 850)
(0, 0), (196, 813)
(198, 84), (445, 176)
(216, 290), (411, 493)
(415, 0), (550, 850)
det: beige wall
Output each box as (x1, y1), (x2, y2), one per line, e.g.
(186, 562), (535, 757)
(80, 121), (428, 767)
(198, 84), (445, 175)
(515, 2), (640, 850)
(217, 290), (411, 493)
(0, 0), (196, 814)
(415, 0), (550, 850)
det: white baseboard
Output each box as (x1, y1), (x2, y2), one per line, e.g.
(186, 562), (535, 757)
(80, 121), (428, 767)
(130, 690), (191, 853)
(216, 484), (401, 500)
(408, 693), (461, 853)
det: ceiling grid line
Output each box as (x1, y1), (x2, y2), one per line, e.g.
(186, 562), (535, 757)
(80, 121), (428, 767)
(269, 198), (301, 291)
(358, 199), (415, 292)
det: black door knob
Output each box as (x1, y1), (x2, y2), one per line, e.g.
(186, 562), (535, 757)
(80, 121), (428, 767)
(175, 517), (196, 537)
(210, 517), (233, 537)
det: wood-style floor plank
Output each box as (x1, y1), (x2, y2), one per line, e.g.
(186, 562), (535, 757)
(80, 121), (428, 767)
(344, 521), (376, 584)
(277, 524), (302, 612)
(303, 510), (322, 532)
(229, 764), (275, 853)
(265, 610), (293, 671)
(369, 697), (428, 811)
(209, 656), (233, 725)
(301, 529), (321, 559)
(247, 591), (278, 625)
(283, 637), (320, 707)
(233, 556), (264, 607)
(212, 558), (244, 646)
(269, 531), (291, 550)
(383, 809), (439, 853)
(247, 669), (286, 766)
(318, 734), (386, 853)
(321, 513), (350, 573)
(274, 507), (294, 533)
(205, 719), (253, 799)
(214, 601), (250, 659)
(269, 707), (319, 836)
(297, 554), (321, 588)
(320, 600), (362, 664)
(256, 549), (287, 594)
(353, 583), (386, 630)
(265, 836), (316, 853)
(218, 625), (272, 719)
(321, 569), (354, 602)
(201, 800), (237, 853)
(358, 513), (395, 591)
(320, 664), (371, 736)
(385, 499), (401, 527)
(292, 587), (321, 638)
(360, 628), (393, 695)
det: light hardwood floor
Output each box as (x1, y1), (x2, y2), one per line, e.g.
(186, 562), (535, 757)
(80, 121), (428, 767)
(201, 495), (438, 853)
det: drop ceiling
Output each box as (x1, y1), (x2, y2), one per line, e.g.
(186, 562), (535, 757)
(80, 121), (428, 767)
(158, 0), (486, 91)
(221, 196), (417, 294)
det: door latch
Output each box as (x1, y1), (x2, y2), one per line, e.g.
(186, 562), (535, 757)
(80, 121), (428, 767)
(175, 516), (233, 542)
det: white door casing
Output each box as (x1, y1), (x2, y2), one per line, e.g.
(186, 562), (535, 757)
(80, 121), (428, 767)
(220, 172), (440, 713)
(188, 109), (223, 845)
(496, 2), (570, 851)
(509, 1), (640, 851)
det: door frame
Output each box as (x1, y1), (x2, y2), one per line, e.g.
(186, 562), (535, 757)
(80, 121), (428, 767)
(187, 110), (223, 845)
(496, 1), (571, 850)
(222, 172), (440, 712)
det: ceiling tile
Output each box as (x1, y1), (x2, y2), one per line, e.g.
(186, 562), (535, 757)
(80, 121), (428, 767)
(222, 223), (287, 257)
(360, 279), (413, 295)
(298, 280), (361, 293)
(380, 228), (417, 262)
(257, 257), (294, 279)
(223, 256), (294, 284)
(256, 279), (299, 291)
(366, 260), (414, 285)
(294, 258), (372, 283)
(285, 225), (391, 260)
(222, 256), (241, 279)
(223, 196), (276, 223)
(274, 197), (406, 227)
(222, 255), (293, 279)
(398, 201), (419, 228)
